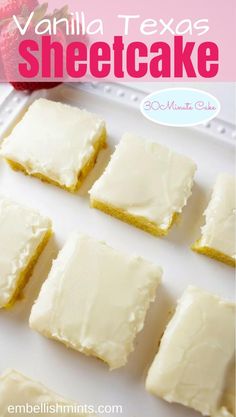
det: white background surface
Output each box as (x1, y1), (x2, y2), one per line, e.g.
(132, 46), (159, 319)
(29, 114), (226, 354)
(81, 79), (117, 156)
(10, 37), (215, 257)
(0, 84), (235, 417)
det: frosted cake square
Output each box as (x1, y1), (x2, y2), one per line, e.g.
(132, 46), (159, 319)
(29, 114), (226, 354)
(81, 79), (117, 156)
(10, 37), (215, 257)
(192, 174), (236, 266)
(0, 369), (89, 416)
(146, 286), (235, 417)
(89, 133), (196, 236)
(29, 234), (162, 369)
(0, 98), (107, 192)
(0, 197), (52, 308)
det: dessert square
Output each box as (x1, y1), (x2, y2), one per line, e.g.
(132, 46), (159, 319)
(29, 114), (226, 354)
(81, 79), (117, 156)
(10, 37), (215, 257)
(192, 174), (236, 266)
(0, 98), (107, 192)
(0, 369), (86, 416)
(0, 197), (52, 308)
(146, 286), (235, 417)
(29, 234), (162, 369)
(89, 133), (196, 236)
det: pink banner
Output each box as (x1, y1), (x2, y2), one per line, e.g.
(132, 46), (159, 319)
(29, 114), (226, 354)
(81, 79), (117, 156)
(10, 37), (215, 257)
(0, 0), (235, 82)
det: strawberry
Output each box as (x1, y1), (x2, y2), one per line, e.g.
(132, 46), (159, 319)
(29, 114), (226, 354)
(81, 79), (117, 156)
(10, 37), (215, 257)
(0, 17), (22, 81)
(0, 4), (67, 91)
(0, 0), (38, 20)
(10, 81), (62, 90)
(0, 29), (5, 80)
(0, 53), (5, 80)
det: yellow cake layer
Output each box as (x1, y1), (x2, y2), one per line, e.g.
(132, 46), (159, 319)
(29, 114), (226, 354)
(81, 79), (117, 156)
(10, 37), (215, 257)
(90, 198), (179, 237)
(5, 128), (107, 193)
(30, 324), (108, 366)
(4, 229), (52, 309)
(192, 240), (235, 267)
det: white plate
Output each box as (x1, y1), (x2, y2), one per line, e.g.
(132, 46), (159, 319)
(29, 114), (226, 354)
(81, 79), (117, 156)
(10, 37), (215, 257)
(0, 83), (234, 417)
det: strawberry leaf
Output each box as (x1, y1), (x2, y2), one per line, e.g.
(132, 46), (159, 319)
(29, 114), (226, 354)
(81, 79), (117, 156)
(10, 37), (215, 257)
(32, 2), (48, 23)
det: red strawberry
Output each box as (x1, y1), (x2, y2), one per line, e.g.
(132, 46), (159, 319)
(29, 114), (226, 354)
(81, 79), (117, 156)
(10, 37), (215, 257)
(10, 81), (62, 91)
(0, 0), (38, 20)
(0, 53), (5, 79)
(0, 17), (22, 81)
(0, 4), (46, 79)
(0, 31), (5, 80)
(0, 4), (67, 90)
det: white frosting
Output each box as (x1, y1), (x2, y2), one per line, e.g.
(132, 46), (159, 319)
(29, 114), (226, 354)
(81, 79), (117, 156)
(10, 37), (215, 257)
(0, 369), (85, 417)
(89, 133), (196, 230)
(198, 174), (236, 259)
(146, 286), (235, 417)
(0, 98), (106, 189)
(30, 234), (162, 369)
(0, 197), (52, 308)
